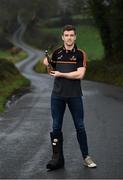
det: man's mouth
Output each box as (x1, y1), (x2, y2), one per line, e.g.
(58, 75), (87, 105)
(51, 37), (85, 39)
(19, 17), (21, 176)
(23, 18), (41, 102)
(67, 40), (72, 43)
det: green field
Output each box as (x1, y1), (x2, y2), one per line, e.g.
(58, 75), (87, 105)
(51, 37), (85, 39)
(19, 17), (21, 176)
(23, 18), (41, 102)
(76, 26), (104, 60)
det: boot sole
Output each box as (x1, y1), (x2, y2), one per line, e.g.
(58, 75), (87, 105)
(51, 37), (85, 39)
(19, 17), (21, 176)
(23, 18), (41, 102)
(46, 163), (64, 170)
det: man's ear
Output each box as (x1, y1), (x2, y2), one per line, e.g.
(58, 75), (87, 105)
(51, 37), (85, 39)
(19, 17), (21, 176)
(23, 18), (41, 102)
(74, 35), (77, 41)
(62, 35), (64, 41)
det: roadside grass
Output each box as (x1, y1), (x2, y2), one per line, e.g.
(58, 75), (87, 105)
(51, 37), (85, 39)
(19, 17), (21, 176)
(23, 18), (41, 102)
(0, 52), (30, 113)
(0, 75), (30, 112)
(85, 61), (123, 87)
(33, 59), (47, 73)
(0, 49), (28, 64)
(0, 50), (10, 57)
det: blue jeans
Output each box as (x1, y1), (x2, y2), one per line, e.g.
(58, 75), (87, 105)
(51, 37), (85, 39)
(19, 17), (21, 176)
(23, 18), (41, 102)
(51, 95), (89, 159)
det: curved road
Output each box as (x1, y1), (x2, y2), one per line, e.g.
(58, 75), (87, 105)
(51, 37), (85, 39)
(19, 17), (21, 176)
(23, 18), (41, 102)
(0, 26), (123, 179)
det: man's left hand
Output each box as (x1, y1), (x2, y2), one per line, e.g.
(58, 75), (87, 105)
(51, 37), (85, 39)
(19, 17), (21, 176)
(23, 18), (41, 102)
(50, 71), (62, 77)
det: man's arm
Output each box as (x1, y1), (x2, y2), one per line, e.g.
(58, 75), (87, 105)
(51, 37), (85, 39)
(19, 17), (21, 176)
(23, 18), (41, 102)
(50, 67), (86, 80)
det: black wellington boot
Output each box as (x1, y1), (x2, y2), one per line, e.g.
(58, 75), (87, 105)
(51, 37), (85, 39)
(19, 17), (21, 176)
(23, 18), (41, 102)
(46, 132), (64, 170)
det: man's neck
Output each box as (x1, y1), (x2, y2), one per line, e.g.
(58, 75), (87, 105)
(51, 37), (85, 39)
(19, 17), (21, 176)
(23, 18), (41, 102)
(64, 44), (75, 51)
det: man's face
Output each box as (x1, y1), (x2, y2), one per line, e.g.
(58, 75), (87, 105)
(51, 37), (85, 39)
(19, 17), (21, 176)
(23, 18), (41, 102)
(62, 30), (76, 46)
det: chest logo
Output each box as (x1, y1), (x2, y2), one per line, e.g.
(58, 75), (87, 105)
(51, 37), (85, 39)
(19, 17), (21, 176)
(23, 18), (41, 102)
(57, 55), (63, 60)
(70, 56), (77, 61)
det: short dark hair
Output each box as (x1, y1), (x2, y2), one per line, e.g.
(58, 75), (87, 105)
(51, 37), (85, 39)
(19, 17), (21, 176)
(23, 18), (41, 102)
(62, 25), (76, 35)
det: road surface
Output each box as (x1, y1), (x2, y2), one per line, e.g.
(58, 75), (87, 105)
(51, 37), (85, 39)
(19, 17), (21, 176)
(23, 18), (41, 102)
(0, 25), (123, 179)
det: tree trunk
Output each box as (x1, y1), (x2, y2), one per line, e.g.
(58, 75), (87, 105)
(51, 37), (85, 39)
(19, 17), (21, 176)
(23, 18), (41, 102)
(89, 0), (113, 61)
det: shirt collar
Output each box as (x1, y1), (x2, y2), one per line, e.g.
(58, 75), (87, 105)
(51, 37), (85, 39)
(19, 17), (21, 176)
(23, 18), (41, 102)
(62, 44), (77, 53)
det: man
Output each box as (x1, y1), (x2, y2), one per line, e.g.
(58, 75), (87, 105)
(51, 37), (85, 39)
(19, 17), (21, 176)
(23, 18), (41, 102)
(43, 25), (97, 170)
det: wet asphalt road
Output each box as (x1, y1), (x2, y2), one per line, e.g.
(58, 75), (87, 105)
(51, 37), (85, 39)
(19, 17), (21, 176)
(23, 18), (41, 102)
(0, 26), (123, 179)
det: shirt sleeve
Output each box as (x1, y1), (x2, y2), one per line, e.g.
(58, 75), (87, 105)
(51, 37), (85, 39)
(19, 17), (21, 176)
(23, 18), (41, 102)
(52, 50), (57, 61)
(51, 51), (57, 69)
(76, 50), (87, 68)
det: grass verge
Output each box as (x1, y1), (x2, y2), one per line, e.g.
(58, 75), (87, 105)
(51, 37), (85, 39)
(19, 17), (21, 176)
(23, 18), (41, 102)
(0, 58), (30, 113)
(0, 76), (30, 112)
(0, 49), (28, 64)
(85, 61), (123, 87)
(33, 58), (47, 73)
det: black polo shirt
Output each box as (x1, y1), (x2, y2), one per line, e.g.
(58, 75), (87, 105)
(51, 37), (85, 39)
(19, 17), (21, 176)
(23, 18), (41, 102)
(51, 44), (87, 97)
